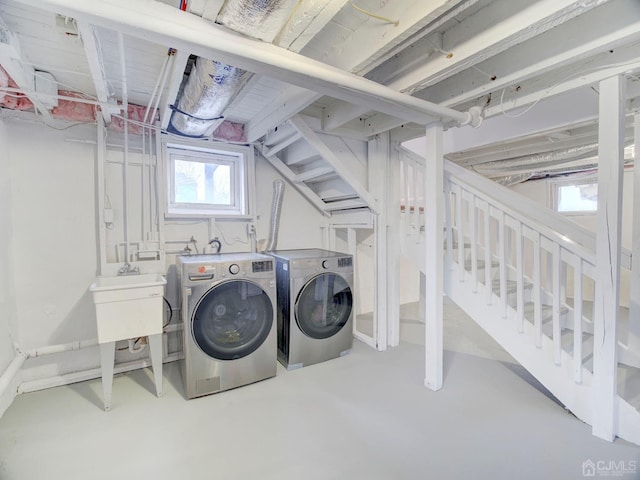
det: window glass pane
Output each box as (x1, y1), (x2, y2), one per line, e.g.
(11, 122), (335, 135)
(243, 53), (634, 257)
(174, 159), (231, 205)
(557, 183), (598, 213)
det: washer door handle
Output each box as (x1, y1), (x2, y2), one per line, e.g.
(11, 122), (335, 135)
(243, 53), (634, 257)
(189, 273), (214, 281)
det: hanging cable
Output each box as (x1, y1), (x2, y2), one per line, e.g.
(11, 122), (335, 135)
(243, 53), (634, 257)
(349, 2), (399, 26)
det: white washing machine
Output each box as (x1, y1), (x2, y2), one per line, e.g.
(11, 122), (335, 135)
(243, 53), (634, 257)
(177, 253), (276, 399)
(269, 249), (354, 370)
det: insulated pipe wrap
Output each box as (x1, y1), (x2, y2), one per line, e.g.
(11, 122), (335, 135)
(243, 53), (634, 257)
(217, 0), (300, 43)
(265, 179), (284, 252)
(169, 57), (250, 137)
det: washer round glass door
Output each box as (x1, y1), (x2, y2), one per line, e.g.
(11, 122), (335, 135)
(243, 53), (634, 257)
(295, 273), (352, 339)
(192, 280), (273, 360)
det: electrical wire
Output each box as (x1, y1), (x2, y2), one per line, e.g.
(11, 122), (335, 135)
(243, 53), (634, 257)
(216, 223), (248, 245)
(426, 38), (453, 59)
(273, 0), (304, 45)
(33, 70), (99, 101)
(163, 296), (173, 328)
(349, 2), (399, 26)
(499, 58), (640, 119)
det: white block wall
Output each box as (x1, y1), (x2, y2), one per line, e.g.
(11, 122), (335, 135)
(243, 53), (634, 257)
(0, 116), (18, 415)
(2, 118), (325, 388)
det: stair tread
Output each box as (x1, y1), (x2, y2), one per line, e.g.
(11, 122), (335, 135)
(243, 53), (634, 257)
(465, 259), (499, 269)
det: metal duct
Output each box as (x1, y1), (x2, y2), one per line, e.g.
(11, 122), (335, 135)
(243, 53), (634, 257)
(217, 0), (300, 43)
(265, 179), (285, 252)
(169, 57), (251, 137)
(169, 0), (298, 137)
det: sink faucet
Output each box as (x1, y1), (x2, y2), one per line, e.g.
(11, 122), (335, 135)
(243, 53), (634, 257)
(117, 262), (140, 276)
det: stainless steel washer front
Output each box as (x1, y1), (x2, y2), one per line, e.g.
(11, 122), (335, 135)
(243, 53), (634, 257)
(269, 249), (354, 370)
(177, 253), (276, 399)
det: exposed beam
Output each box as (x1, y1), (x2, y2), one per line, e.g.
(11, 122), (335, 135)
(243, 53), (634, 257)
(383, 0), (609, 94)
(330, 0), (615, 134)
(330, 0), (474, 74)
(362, 113), (406, 137)
(245, 86), (321, 143)
(323, 102), (369, 132)
(159, 48), (188, 130)
(187, 0), (224, 21)
(484, 60), (640, 119)
(257, 0), (477, 138)
(76, 22), (112, 122)
(0, 14), (52, 118)
(359, 0), (481, 77)
(25, 0), (473, 128)
(419, 0), (640, 108)
(276, 0), (349, 53)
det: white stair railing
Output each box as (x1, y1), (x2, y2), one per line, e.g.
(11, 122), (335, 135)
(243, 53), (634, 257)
(399, 147), (639, 445)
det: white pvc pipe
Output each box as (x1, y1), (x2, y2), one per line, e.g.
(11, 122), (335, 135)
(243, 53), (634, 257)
(150, 51), (174, 126)
(0, 352), (27, 398)
(148, 54), (172, 238)
(118, 32), (131, 264)
(144, 51), (170, 125)
(17, 353), (182, 394)
(26, 339), (99, 358)
(15, 0), (479, 127)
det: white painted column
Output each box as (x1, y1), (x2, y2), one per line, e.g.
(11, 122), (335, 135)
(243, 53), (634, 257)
(369, 134), (390, 350)
(387, 141), (401, 347)
(424, 123), (444, 391)
(592, 74), (626, 442)
(628, 112), (640, 352)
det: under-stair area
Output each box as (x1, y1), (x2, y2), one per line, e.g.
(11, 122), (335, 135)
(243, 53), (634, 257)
(399, 146), (640, 446)
(260, 115), (376, 215)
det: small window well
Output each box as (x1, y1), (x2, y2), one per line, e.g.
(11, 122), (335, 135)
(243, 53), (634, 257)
(165, 142), (253, 217)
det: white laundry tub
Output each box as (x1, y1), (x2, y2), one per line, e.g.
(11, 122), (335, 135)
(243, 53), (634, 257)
(90, 273), (166, 343)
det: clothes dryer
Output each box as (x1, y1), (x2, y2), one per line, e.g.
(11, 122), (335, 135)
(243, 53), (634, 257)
(177, 253), (276, 398)
(269, 249), (353, 370)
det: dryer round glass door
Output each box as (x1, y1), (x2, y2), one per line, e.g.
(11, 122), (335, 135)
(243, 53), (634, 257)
(295, 273), (352, 339)
(192, 280), (273, 360)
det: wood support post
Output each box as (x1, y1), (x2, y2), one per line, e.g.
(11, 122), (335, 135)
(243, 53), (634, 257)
(424, 123), (444, 391)
(593, 74), (625, 442)
(369, 133), (390, 350)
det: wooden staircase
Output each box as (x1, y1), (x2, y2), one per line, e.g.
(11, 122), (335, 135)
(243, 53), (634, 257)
(260, 115), (376, 215)
(399, 146), (640, 445)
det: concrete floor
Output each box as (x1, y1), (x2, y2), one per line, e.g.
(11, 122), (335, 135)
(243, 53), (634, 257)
(1, 300), (639, 480)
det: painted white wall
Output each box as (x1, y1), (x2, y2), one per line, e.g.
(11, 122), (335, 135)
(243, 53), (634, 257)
(4, 118), (326, 386)
(4, 119), (102, 382)
(0, 116), (19, 416)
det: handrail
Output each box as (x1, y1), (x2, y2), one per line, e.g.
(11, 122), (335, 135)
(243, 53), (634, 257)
(444, 159), (632, 270)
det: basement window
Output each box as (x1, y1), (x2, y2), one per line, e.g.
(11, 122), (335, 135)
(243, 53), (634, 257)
(553, 179), (598, 214)
(165, 142), (253, 217)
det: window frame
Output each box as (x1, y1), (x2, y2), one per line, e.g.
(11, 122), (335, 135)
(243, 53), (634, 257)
(549, 175), (598, 216)
(163, 139), (255, 219)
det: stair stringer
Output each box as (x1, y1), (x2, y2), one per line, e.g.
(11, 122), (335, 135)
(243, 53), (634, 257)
(261, 115), (378, 215)
(444, 266), (640, 446)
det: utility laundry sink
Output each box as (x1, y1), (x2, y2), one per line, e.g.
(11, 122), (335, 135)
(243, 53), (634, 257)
(89, 273), (167, 410)
(90, 273), (167, 343)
